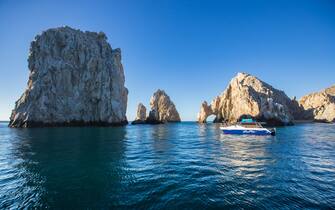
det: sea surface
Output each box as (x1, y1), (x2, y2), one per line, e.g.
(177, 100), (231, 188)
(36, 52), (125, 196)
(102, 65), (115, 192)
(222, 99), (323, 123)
(0, 122), (334, 209)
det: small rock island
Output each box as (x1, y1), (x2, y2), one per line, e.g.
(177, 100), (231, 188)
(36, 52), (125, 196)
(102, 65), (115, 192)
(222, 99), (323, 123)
(132, 89), (181, 124)
(9, 26), (128, 127)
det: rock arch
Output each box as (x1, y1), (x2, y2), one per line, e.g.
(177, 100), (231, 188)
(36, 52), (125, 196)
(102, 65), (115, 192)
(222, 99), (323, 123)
(197, 101), (213, 123)
(197, 72), (299, 125)
(197, 100), (224, 123)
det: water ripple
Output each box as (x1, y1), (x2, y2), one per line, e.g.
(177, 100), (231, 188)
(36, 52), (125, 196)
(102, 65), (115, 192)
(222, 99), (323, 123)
(0, 122), (334, 208)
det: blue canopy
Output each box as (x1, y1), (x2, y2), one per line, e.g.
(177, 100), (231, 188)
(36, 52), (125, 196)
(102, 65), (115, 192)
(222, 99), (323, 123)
(241, 118), (254, 123)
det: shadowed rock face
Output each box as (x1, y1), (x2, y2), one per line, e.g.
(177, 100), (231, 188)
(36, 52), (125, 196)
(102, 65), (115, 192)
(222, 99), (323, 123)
(147, 89), (181, 123)
(197, 73), (298, 125)
(298, 86), (335, 122)
(9, 26), (128, 127)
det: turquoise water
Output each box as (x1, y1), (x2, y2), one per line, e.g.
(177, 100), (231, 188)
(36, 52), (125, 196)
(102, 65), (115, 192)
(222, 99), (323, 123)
(0, 122), (334, 209)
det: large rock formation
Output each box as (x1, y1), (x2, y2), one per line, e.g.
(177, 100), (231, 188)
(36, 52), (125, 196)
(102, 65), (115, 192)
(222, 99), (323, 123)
(197, 73), (299, 125)
(9, 26), (128, 127)
(146, 89), (181, 123)
(298, 85), (335, 122)
(131, 103), (147, 124)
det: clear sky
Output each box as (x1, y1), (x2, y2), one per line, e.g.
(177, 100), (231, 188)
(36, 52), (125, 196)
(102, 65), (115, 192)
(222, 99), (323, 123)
(0, 0), (334, 121)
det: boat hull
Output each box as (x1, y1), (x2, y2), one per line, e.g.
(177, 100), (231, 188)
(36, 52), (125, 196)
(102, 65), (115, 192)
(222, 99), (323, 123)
(221, 129), (273, 135)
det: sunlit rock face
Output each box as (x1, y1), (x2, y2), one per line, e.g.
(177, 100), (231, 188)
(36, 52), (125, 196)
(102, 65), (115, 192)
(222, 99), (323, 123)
(197, 101), (213, 123)
(197, 73), (298, 125)
(298, 86), (335, 122)
(132, 103), (147, 124)
(146, 89), (181, 123)
(9, 26), (128, 127)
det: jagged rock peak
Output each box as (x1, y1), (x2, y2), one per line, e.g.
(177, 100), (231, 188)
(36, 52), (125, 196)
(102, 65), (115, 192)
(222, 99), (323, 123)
(9, 26), (128, 127)
(132, 103), (147, 124)
(147, 89), (181, 123)
(135, 103), (147, 121)
(325, 85), (335, 96)
(197, 72), (298, 125)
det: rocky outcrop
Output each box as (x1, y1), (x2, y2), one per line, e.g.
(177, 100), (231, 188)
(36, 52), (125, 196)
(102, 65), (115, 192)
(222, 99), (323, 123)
(146, 89), (181, 123)
(197, 101), (213, 123)
(298, 86), (335, 122)
(9, 26), (128, 128)
(131, 103), (147, 124)
(325, 85), (335, 96)
(197, 73), (299, 125)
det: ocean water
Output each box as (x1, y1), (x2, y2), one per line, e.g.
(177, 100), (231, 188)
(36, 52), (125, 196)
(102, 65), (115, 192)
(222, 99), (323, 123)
(0, 122), (334, 209)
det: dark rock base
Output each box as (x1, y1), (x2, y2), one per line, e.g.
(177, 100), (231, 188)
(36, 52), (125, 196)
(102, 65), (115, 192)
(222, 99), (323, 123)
(9, 120), (129, 128)
(313, 119), (334, 123)
(131, 120), (147, 125)
(144, 119), (164, 124)
(208, 116), (294, 126)
(259, 118), (294, 126)
(213, 117), (225, 123)
(131, 119), (181, 125)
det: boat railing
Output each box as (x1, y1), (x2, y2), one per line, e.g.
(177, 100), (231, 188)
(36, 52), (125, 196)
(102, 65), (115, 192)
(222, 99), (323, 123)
(221, 121), (266, 128)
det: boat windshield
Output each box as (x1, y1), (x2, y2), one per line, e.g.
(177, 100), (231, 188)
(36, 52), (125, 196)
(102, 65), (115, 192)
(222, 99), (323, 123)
(239, 119), (263, 128)
(241, 118), (254, 123)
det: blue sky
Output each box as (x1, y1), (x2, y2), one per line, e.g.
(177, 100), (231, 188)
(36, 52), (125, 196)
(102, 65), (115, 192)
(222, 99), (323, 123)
(0, 0), (334, 121)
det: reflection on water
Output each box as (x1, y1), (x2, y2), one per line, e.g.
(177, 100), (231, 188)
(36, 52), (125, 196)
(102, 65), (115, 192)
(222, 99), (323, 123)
(218, 135), (271, 179)
(0, 122), (334, 209)
(2, 127), (127, 209)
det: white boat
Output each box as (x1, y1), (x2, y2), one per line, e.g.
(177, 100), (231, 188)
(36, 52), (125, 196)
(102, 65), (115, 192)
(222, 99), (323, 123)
(220, 119), (276, 136)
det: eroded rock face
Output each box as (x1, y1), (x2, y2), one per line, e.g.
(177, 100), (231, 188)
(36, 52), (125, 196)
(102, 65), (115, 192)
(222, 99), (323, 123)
(9, 26), (128, 127)
(147, 89), (181, 123)
(197, 101), (213, 123)
(298, 87), (335, 122)
(132, 103), (147, 124)
(197, 73), (298, 125)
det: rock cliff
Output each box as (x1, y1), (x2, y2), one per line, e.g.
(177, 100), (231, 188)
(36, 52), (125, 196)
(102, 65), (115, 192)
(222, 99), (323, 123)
(197, 73), (298, 125)
(9, 26), (128, 127)
(298, 86), (335, 122)
(146, 89), (181, 123)
(131, 103), (147, 124)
